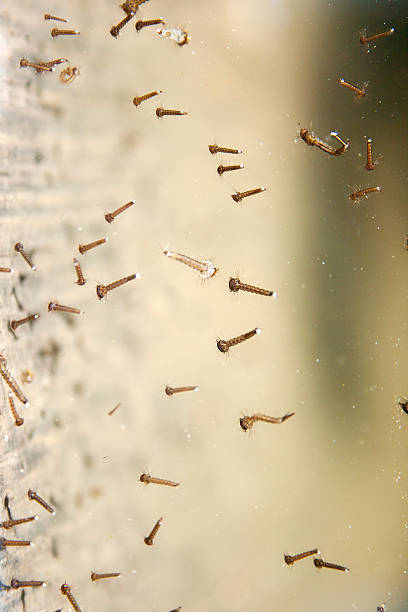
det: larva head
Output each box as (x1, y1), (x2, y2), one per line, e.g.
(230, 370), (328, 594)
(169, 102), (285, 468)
(96, 285), (108, 300)
(216, 339), (229, 353)
(239, 416), (253, 432)
(299, 128), (309, 141)
(228, 277), (241, 292)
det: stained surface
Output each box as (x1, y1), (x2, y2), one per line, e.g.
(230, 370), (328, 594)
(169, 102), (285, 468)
(0, 1), (407, 611)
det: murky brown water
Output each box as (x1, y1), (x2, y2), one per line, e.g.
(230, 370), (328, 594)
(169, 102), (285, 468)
(1, 1), (407, 611)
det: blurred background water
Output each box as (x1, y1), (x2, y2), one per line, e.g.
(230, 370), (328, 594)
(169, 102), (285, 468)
(0, 0), (407, 611)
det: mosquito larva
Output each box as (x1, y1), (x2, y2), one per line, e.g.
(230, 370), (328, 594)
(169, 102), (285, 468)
(110, 12), (135, 37)
(9, 314), (40, 332)
(217, 164), (244, 175)
(360, 28), (394, 46)
(14, 242), (36, 270)
(217, 328), (261, 353)
(165, 385), (198, 396)
(136, 18), (164, 31)
(338, 77), (367, 98)
(156, 107), (187, 117)
(105, 200), (134, 223)
(20, 58), (53, 72)
(299, 128), (349, 156)
(0, 267), (13, 273)
(349, 186), (381, 202)
(51, 28), (80, 37)
(1, 515), (37, 529)
(365, 138), (376, 170)
(240, 412), (295, 431)
(0, 354), (29, 406)
(228, 277), (276, 297)
(140, 473), (179, 487)
(44, 14), (68, 23)
(11, 578), (45, 588)
(284, 548), (319, 565)
(61, 583), (82, 612)
(313, 557), (349, 572)
(73, 258), (86, 286)
(144, 517), (163, 546)
(48, 302), (81, 314)
(27, 489), (55, 514)
(231, 187), (266, 203)
(133, 90), (162, 106)
(91, 572), (121, 581)
(78, 237), (107, 255)
(37, 58), (68, 72)
(0, 537), (32, 548)
(208, 144), (243, 155)
(7, 393), (24, 427)
(41, 57), (67, 67)
(96, 273), (140, 299)
(164, 250), (218, 279)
